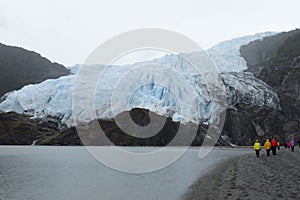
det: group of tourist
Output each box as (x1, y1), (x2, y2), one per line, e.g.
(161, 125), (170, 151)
(253, 138), (296, 157)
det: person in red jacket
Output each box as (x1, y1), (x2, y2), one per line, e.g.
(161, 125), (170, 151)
(271, 138), (277, 155)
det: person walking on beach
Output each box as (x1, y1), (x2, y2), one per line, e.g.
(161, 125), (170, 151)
(264, 139), (271, 156)
(254, 140), (261, 158)
(290, 138), (295, 152)
(271, 138), (277, 155)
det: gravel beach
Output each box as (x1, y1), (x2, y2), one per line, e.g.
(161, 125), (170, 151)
(182, 147), (300, 200)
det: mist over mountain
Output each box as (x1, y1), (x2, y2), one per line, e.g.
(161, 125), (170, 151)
(0, 43), (70, 97)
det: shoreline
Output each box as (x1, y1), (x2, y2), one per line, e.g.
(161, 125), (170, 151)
(0, 144), (253, 148)
(181, 148), (300, 200)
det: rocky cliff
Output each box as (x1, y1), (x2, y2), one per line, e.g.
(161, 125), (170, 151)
(240, 29), (300, 139)
(0, 109), (208, 146)
(0, 112), (59, 145)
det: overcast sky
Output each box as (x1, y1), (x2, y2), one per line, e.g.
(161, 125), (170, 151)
(0, 0), (299, 66)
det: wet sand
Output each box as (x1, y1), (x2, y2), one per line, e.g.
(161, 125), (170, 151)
(182, 147), (300, 200)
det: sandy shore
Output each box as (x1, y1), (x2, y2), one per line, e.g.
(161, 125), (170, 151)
(181, 147), (300, 200)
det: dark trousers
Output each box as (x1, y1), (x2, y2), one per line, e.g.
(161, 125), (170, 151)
(291, 146), (295, 152)
(255, 150), (260, 158)
(266, 149), (270, 156)
(271, 146), (277, 155)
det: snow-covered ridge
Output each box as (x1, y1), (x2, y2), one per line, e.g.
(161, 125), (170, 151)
(0, 32), (280, 127)
(207, 32), (277, 72)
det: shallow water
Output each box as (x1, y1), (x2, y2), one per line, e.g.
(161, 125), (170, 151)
(0, 146), (251, 200)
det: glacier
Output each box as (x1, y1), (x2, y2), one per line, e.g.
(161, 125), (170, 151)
(223, 72), (280, 110)
(0, 32), (280, 127)
(207, 32), (277, 72)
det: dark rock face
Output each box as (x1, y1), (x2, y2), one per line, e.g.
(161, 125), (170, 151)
(36, 108), (209, 146)
(240, 28), (300, 140)
(33, 106), (293, 146)
(240, 29), (300, 77)
(0, 109), (211, 146)
(0, 112), (59, 145)
(36, 127), (82, 146)
(0, 43), (70, 97)
(222, 104), (292, 145)
(1, 107), (292, 146)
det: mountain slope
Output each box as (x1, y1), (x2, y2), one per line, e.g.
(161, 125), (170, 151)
(0, 43), (70, 97)
(241, 28), (300, 137)
(0, 112), (59, 145)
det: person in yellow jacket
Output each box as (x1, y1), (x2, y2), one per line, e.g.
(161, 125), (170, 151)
(254, 140), (261, 158)
(264, 139), (272, 156)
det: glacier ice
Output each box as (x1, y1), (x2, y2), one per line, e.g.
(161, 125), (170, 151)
(0, 32), (280, 127)
(207, 32), (277, 72)
(222, 72), (280, 110)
